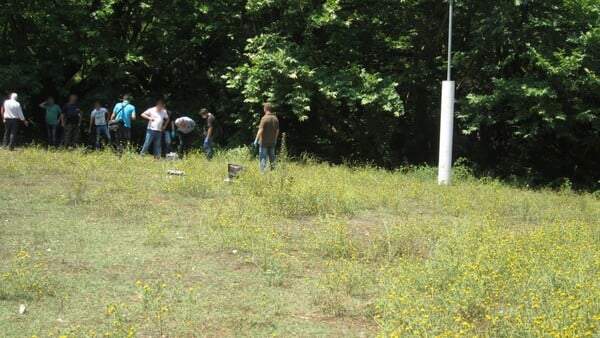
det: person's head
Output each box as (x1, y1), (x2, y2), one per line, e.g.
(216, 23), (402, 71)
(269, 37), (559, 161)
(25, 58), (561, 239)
(122, 94), (131, 102)
(156, 100), (166, 111)
(47, 96), (55, 105)
(263, 102), (273, 114)
(94, 101), (102, 109)
(199, 108), (209, 119)
(10, 93), (18, 101)
(68, 94), (77, 104)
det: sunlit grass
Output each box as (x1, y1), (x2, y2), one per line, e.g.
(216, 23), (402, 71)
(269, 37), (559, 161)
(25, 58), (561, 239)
(0, 147), (598, 337)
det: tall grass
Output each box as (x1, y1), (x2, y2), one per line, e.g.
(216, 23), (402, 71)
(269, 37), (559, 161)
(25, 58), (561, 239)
(0, 147), (598, 337)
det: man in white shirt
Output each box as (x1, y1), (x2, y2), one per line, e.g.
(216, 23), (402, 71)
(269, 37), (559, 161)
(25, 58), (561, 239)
(174, 116), (196, 158)
(2, 93), (29, 150)
(140, 100), (168, 158)
(88, 101), (111, 150)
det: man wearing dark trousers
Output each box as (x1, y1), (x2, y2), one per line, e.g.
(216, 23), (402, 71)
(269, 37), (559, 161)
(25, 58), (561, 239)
(110, 95), (137, 153)
(61, 94), (82, 148)
(2, 93), (29, 150)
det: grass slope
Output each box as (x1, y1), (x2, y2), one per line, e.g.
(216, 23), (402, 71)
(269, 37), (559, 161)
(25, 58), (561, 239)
(0, 147), (598, 337)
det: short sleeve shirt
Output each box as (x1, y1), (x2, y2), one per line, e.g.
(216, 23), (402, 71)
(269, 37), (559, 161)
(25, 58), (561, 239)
(44, 104), (61, 125)
(91, 107), (108, 126)
(259, 113), (279, 147)
(143, 107), (168, 131)
(175, 117), (196, 134)
(112, 101), (136, 128)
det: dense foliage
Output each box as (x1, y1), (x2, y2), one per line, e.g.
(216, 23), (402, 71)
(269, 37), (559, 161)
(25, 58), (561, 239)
(1, 0), (599, 187)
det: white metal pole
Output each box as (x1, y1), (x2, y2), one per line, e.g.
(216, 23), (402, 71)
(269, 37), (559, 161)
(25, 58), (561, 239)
(438, 0), (455, 185)
(438, 81), (455, 185)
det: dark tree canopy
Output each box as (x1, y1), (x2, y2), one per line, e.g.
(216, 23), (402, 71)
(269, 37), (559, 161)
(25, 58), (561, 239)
(1, 0), (599, 188)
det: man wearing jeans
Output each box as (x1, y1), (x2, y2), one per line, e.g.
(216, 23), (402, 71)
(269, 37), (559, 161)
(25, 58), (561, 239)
(253, 102), (279, 172)
(2, 93), (29, 150)
(140, 101), (168, 158)
(199, 108), (217, 160)
(39, 96), (61, 146)
(88, 101), (111, 150)
(110, 95), (136, 153)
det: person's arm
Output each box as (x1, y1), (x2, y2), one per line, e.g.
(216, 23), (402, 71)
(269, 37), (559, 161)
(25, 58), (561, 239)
(255, 117), (265, 145)
(162, 114), (170, 132)
(255, 128), (263, 141)
(88, 112), (94, 132)
(140, 109), (153, 121)
(131, 108), (136, 120)
(39, 101), (47, 109)
(18, 105), (29, 127)
(1, 105), (5, 124)
(104, 109), (110, 125)
(254, 126), (264, 147)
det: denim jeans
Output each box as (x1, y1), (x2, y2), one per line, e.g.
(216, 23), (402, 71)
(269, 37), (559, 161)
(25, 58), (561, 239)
(140, 129), (162, 158)
(46, 124), (58, 146)
(259, 145), (276, 172)
(2, 119), (20, 150)
(163, 130), (173, 154)
(203, 138), (214, 160)
(95, 125), (111, 149)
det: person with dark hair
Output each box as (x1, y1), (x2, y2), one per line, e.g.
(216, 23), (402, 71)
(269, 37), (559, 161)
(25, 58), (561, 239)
(199, 108), (217, 160)
(60, 94), (82, 148)
(140, 101), (168, 158)
(88, 101), (111, 150)
(39, 96), (61, 146)
(2, 93), (29, 150)
(110, 95), (136, 153)
(174, 116), (196, 158)
(253, 102), (279, 172)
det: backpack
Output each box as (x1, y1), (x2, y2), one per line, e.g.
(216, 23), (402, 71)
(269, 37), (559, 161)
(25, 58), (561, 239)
(64, 104), (80, 124)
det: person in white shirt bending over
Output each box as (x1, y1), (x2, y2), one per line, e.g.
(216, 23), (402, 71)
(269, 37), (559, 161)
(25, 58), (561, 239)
(174, 116), (196, 158)
(2, 93), (29, 151)
(140, 100), (168, 158)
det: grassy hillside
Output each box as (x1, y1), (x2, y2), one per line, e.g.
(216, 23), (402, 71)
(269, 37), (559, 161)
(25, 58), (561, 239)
(0, 147), (598, 337)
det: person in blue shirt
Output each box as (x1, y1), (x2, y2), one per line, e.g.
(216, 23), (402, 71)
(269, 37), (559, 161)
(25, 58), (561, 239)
(110, 94), (136, 153)
(38, 96), (61, 146)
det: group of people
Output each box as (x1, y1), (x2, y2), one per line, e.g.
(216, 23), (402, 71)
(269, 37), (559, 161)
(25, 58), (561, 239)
(2, 93), (280, 171)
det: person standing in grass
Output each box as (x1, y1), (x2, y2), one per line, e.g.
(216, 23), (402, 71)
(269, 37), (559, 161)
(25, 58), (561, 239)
(140, 100), (168, 158)
(162, 109), (175, 155)
(174, 116), (196, 158)
(60, 94), (82, 148)
(88, 101), (111, 150)
(39, 96), (61, 146)
(110, 95), (136, 153)
(2, 93), (29, 151)
(199, 108), (218, 160)
(253, 102), (279, 172)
